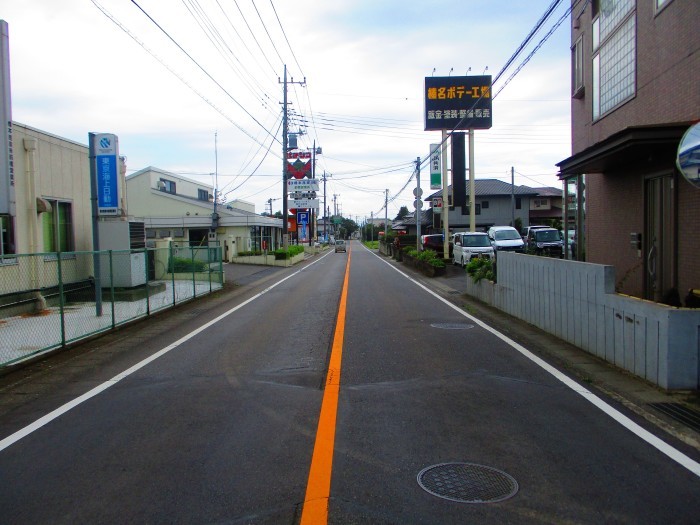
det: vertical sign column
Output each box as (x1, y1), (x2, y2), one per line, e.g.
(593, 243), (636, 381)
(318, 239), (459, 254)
(92, 133), (120, 216)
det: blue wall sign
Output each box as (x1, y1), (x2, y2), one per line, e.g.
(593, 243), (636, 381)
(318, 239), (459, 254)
(92, 133), (120, 216)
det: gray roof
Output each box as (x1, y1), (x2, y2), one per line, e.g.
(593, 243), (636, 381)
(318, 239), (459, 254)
(426, 179), (539, 200)
(531, 186), (563, 197)
(392, 208), (432, 227)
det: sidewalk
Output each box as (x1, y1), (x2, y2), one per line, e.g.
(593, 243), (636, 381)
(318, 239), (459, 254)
(387, 253), (700, 452)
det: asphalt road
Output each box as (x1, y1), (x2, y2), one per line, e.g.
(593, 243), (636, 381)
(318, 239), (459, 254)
(0, 240), (698, 524)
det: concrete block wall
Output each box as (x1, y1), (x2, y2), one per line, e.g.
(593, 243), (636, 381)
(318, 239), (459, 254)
(466, 252), (700, 390)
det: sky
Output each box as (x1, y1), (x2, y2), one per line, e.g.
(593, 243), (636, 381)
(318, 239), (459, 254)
(1, 0), (574, 223)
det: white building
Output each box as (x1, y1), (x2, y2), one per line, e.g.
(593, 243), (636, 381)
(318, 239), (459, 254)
(125, 167), (283, 260)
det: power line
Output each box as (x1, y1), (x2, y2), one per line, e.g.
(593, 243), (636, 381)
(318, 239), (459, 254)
(129, 0), (279, 144)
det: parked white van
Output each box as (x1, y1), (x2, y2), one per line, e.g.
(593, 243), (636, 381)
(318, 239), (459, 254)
(452, 232), (495, 267)
(487, 226), (525, 254)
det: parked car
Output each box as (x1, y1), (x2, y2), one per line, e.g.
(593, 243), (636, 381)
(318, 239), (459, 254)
(526, 227), (563, 257)
(420, 234), (452, 258)
(452, 232), (494, 267)
(521, 225), (550, 241)
(334, 239), (346, 253)
(487, 226), (525, 254)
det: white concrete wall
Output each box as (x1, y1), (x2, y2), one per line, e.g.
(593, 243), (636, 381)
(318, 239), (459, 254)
(465, 252), (700, 390)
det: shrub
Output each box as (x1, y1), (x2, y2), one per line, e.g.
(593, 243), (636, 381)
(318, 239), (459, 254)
(466, 257), (495, 283)
(169, 257), (207, 273)
(417, 249), (438, 262)
(428, 258), (446, 268)
(273, 245), (305, 260)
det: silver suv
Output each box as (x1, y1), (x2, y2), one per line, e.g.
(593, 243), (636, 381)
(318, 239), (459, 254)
(487, 226), (525, 253)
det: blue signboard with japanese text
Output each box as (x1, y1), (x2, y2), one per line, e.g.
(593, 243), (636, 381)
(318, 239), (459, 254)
(92, 133), (120, 216)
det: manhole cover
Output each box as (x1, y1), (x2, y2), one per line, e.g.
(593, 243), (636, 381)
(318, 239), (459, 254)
(417, 463), (518, 504)
(430, 323), (475, 330)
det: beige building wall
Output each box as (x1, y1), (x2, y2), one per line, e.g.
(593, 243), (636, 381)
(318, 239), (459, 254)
(12, 122), (92, 254)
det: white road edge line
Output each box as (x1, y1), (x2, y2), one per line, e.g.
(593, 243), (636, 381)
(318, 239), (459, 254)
(366, 244), (700, 478)
(0, 251), (334, 453)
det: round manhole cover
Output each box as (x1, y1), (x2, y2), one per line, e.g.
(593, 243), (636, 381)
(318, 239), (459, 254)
(430, 323), (475, 330)
(417, 463), (519, 504)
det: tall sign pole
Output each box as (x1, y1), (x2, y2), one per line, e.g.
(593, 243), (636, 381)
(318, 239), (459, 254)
(469, 129), (476, 232)
(424, 74), (492, 250)
(441, 129), (449, 256)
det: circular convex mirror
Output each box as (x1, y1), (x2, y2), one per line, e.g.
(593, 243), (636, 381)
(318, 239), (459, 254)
(677, 121), (700, 188)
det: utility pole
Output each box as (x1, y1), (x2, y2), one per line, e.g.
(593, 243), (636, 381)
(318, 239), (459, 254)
(321, 171), (331, 242)
(415, 156), (421, 252)
(279, 64), (305, 249)
(511, 166), (515, 227)
(384, 189), (388, 239)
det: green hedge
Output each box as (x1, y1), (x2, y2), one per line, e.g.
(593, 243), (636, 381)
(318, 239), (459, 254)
(169, 257), (208, 273)
(274, 245), (305, 260)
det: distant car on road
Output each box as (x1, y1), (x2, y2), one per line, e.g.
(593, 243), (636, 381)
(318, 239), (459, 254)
(452, 232), (494, 267)
(334, 239), (346, 253)
(487, 226), (525, 254)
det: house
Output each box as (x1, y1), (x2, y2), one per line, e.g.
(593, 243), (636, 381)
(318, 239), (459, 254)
(556, 0), (700, 304)
(425, 179), (539, 233)
(391, 209), (431, 237)
(528, 186), (564, 226)
(125, 167), (283, 261)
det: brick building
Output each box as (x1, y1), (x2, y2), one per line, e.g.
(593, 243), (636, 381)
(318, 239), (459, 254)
(557, 0), (700, 304)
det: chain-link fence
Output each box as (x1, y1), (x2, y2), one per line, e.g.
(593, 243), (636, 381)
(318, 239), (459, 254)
(0, 243), (223, 367)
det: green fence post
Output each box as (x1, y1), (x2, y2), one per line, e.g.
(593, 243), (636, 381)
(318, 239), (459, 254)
(208, 244), (213, 293)
(109, 250), (116, 329)
(145, 248), (151, 316)
(57, 253), (66, 347)
(191, 246), (196, 298)
(171, 242), (176, 306)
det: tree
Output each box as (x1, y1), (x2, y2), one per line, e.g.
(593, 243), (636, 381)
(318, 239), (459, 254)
(395, 206), (410, 220)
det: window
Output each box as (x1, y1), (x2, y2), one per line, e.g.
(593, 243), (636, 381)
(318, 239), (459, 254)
(475, 203), (481, 215)
(1, 214), (15, 256)
(515, 198), (522, 210)
(655, 0), (672, 12)
(593, 0), (636, 120)
(160, 178), (176, 194)
(42, 200), (74, 252)
(198, 189), (209, 201)
(481, 201), (489, 209)
(572, 36), (584, 98)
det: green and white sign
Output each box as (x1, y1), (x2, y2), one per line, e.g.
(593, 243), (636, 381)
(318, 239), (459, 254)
(430, 143), (441, 189)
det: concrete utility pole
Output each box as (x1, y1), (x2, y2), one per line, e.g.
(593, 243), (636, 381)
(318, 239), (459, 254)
(279, 64), (305, 249)
(511, 166), (515, 227)
(384, 189), (388, 239)
(415, 157), (421, 252)
(321, 171), (331, 242)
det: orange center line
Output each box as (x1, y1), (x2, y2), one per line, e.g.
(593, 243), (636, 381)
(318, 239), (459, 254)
(300, 248), (351, 524)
